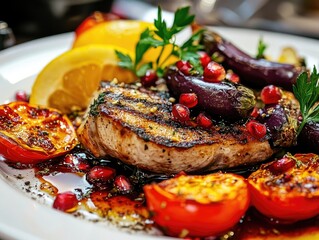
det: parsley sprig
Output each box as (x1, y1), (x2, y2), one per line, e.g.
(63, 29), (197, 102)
(293, 66), (319, 135)
(115, 6), (204, 77)
(256, 37), (267, 59)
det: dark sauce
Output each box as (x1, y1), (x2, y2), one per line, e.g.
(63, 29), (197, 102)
(5, 145), (319, 239)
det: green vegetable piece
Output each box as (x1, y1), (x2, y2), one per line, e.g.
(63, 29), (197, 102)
(115, 6), (204, 77)
(293, 66), (319, 135)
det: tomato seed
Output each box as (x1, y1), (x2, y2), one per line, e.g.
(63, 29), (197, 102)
(179, 93), (198, 108)
(172, 104), (190, 122)
(260, 85), (282, 104)
(203, 61), (226, 83)
(246, 120), (267, 139)
(53, 192), (78, 212)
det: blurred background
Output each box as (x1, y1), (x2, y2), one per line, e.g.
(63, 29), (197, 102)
(0, 0), (319, 49)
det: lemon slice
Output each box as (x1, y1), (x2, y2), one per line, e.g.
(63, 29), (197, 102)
(278, 47), (300, 66)
(73, 20), (177, 67)
(30, 44), (136, 113)
(73, 20), (153, 52)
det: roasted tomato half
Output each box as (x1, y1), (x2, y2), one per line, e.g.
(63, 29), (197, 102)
(144, 173), (250, 238)
(0, 102), (78, 164)
(248, 153), (319, 222)
(75, 12), (120, 36)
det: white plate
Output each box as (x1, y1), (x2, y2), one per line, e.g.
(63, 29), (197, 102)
(0, 28), (319, 240)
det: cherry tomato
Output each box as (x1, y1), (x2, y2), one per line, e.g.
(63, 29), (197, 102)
(75, 12), (120, 36)
(0, 102), (78, 164)
(248, 153), (319, 222)
(144, 173), (250, 238)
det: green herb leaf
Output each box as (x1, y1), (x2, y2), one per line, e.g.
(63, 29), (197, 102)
(180, 51), (203, 74)
(256, 37), (267, 59)
(115, 50), (134, 70)
(181, 29), (204, 50)
(90, 92), (106, 116)
(171, 6), (194, 34)
(136, 62), (153, 77)
(115, 6), (202, 78)
(156, 67), (165, 78)
(293, 66), (319, 135)
(154, 6), (170, 41)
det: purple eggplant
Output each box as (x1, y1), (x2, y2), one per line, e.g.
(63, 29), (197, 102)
(201, 30), (304, 91)
(298, 122), (319, 153)
(164, 67), (256, 120)
(258, 103), (297, 147)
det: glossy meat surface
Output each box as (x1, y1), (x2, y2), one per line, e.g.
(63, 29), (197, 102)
(77, 84), (273, 173)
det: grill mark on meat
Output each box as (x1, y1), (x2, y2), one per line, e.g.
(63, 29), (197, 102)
(95, 86), (254, 148)
(100, 104), (219, 147)
(78, 83), (274, 173)
(99, 89), (173, 122)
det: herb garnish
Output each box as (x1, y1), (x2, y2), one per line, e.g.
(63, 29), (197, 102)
(89, 92), (106, 116)
(256, 37), (267, 59)
(115, 6), (204, 77)
(293, 66), (319, 135)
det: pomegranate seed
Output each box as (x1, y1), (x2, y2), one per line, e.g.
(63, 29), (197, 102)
(140, 69), (158, 87)
(15, 90), (29, 102)
(63, 154), (90, 172)
(86, 166), (116, 187)
(114, 175), (132, 193)
(53, 192), (78, 212)
(246, 120), (267, 139)
(203, 61), (226, 83)
(179, 93), (198, 108)
(260, 85), (282, 104)
(171, 104), (190, 122)
(176, 60), (193, 75)
(196, 112), (213, 128)
(198, 51), (211, 68)
(268, 157), (295, 175)
(226, 70), (240, 84)
(250, 107), (260, 118)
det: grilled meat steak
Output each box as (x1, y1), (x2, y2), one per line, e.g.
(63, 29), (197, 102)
(77, 83), (273, 174)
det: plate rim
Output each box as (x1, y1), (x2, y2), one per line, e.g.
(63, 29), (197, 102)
(0, 27), (319, 240)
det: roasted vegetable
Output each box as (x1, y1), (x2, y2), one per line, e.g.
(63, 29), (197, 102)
(165, 67), (256, 120)
(75, 12), (120, 37)
(298, 121), (319, 153)
(0, 102), (78, 164)
(248, 153), (319, 222)
(258, 102), (297, 147)
(201, 30), (303, 91)
(144, 173), (250, 238)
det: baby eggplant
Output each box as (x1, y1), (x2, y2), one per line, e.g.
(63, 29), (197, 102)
(258, 103), (297, 147)
(298, 122), (319, 153)
(201, 30), (303, 91)
(164, 67), (256, 120)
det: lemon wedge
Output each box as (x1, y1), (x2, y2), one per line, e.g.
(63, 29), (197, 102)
(30, 44), (136, 113)
(72, 20), (177, 67)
